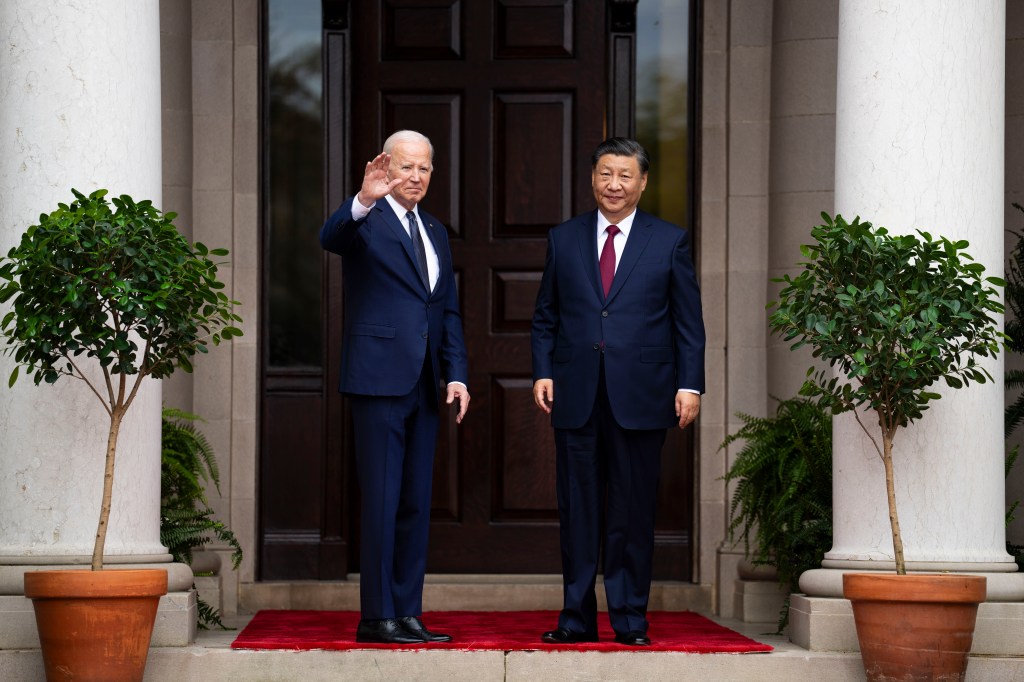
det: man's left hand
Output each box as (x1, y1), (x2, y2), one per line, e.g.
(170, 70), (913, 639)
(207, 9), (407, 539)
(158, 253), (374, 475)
(447, 383), (470, 424)
(675, 391), (700, 429)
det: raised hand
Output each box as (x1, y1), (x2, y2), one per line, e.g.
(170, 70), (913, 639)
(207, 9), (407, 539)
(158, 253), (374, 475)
(356, 152), (402, 206)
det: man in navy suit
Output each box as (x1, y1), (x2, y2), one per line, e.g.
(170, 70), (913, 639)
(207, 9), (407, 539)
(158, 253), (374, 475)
(320, 130), (470, 644)
(531, 137), (705, 646)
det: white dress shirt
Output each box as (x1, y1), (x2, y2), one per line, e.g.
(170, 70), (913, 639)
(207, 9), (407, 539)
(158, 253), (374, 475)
(352, 194), (440, 290)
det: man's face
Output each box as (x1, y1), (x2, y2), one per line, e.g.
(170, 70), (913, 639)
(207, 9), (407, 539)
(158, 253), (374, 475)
(388, 140), (433, 210)
(591, 154), (648, 223)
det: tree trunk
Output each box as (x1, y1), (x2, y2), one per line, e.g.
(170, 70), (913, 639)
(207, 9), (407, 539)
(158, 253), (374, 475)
(881, 433), (906, 574)
(92, 408), (124, 571)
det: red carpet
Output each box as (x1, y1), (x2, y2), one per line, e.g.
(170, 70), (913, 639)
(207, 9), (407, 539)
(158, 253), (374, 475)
(231, 610), (773, 653)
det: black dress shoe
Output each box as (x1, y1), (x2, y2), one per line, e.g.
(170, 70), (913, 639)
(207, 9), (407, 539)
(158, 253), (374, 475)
(614, 631), (651, 646)
(355, 618), (425, 644)
(396, 616), (452, 642)
(541, 627), (599, 644)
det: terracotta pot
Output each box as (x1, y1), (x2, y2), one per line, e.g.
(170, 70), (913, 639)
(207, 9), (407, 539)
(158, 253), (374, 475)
(24, 568), (168, 682)
(843, 572), (986, 682)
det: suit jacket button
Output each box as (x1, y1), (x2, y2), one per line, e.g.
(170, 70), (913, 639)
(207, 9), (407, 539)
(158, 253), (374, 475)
(422, 332), (429, 339)
(593, 343), (600, 350)
(602, 310), (609, 317)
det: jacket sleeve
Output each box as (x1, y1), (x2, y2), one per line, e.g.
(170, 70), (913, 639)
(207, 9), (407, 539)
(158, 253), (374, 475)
(531, 230), (559, 381)
(440, 261), (470, 386)
(670, 229), (706, 393)
(319, 196), (365, 256)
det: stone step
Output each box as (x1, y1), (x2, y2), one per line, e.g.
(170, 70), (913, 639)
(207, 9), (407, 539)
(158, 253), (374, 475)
(4, 615), (1022, 682)
(241, 575), (713, 613)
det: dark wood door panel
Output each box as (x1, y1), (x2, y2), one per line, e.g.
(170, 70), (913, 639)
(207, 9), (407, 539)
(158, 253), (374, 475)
(425, 525), (561, 572)
(494, 0), (574, 58)
(260, 376), (329, 579)
(382, 0), (463, 61)
(494, 92), (573, 236)
(493, 270), (543, 333)
(490, 376), (558, 521)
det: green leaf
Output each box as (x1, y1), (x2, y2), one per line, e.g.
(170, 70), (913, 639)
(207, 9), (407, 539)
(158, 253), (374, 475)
(768, 211), (1003, 450)
(0, 188), (243, 403)
(8, 366), (18, 388)
(718, 396), (833, 633)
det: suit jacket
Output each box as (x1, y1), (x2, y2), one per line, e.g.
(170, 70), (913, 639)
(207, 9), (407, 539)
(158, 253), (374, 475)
(320, 196), (469, 397)
(531, 209), (705, 430)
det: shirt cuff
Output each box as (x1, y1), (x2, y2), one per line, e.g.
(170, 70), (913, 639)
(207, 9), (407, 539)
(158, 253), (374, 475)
(447, 381), (468, 389)
(677, 388), (700, 395)
(352, 195), (374, 220)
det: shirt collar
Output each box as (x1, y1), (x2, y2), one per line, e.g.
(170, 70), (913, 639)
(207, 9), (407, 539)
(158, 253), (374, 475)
(385, 194), (419, 224)
(596, 209), (636, 238)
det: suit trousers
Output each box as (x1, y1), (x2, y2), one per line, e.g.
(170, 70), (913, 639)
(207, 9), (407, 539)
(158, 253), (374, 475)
(348, 356), (439, 619)
(554, 357), (666, 636)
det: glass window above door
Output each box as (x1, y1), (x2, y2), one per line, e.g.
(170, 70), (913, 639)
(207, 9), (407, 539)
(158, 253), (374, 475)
(266, 0), (323, 368)
(636, 0), (692, 230)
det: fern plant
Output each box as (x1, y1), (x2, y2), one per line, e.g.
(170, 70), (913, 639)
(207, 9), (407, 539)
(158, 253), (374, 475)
(721, 396), (833, 633)
(1006, 209), (1024, 437)
(160, 407), (242, 629)
(1004, 205), (1024, 568)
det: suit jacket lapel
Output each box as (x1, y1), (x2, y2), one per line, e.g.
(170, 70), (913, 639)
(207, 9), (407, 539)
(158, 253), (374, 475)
(605, 210), (653, 303)
(377, 204), (428, 292)
(421, 211), (445, 300)
(576, 210), (604, 301)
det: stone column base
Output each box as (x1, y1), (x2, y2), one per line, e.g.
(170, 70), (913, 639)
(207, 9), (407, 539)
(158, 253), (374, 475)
(734, 578), (787, 623)
(789, 594), (1024, 656)
(192, 548), (240, 618)
(715, 546), (745, 617)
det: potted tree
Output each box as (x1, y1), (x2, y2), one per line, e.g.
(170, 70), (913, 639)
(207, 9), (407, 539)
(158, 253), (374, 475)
(768, 213), (1003, 681)
(0, 189), (242, 681)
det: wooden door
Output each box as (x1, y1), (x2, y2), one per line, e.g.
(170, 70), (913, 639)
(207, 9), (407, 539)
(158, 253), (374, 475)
(322, 0), (696, 579)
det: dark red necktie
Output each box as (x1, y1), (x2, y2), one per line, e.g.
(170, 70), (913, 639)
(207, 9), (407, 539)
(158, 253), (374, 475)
(600, 224), (620, 297)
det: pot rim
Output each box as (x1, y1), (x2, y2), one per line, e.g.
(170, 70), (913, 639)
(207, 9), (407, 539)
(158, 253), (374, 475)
(23, 568), (168, 599)
(842, 571), (987, 603)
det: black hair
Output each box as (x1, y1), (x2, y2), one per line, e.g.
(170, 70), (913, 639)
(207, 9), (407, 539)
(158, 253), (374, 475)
(591, 137), (650, 173)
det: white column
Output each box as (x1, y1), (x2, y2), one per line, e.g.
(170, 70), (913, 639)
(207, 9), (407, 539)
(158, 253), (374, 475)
(0, 0), (167, 566)
(827, 0), (1013, 575)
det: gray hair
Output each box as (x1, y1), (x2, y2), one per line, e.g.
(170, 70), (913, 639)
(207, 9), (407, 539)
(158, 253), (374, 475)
(383, 130), (434, 161)
(591, 137), (650, 174)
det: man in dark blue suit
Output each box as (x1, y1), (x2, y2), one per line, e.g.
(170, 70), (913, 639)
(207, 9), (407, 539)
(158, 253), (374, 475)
(320, 130), (470, 644)
(531, 137), (705, 646)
